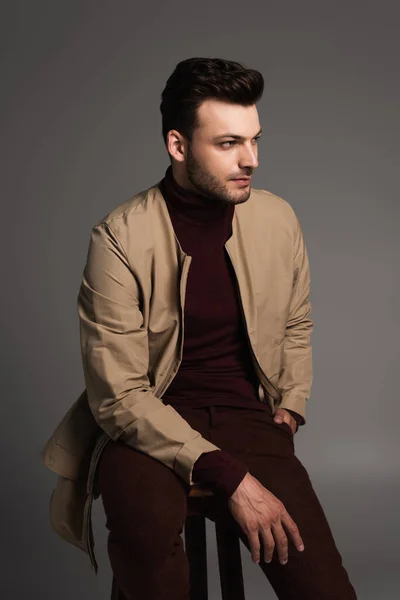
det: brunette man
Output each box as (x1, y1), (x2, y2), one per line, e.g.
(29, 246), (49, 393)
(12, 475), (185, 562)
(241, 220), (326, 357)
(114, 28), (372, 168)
(42, 57), (357, 600)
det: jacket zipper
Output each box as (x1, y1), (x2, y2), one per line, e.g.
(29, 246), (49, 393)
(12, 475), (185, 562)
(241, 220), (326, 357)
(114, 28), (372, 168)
(155, 254), (192, 400)
(224, 245), (281, 406)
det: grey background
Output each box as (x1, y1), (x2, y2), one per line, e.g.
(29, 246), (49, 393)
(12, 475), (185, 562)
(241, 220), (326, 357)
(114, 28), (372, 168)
(1, 1), (399, 598)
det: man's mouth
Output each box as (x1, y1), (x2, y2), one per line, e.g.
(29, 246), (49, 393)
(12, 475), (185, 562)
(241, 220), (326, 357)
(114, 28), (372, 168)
(232, 177), (251, 185)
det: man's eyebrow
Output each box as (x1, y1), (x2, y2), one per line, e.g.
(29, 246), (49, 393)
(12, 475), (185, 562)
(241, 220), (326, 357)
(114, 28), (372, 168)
(213, 127), (263, 141)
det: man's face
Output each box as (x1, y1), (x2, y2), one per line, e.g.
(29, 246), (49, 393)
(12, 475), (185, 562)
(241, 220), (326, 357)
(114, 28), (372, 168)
(181, 99), (261, 205)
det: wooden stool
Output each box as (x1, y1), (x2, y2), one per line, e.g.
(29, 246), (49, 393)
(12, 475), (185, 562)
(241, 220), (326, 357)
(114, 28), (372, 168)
(111, 484), (245, 600)
(185, 484), (245, 600)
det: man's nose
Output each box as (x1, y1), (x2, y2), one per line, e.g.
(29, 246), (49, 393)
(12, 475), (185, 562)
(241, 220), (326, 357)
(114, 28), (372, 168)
(239, 144), (258, 170)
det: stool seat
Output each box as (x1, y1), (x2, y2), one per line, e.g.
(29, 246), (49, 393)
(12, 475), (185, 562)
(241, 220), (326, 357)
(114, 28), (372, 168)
(188, 484), (214, 498)
(185, 484), (246, 600)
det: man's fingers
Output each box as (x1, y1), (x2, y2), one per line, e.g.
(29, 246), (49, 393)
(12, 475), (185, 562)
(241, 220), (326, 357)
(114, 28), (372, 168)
(271, 521), (289, 564)
(281, 512), (305, 552)
(247, 530), (261, 564)
(260, 527), (275, 563)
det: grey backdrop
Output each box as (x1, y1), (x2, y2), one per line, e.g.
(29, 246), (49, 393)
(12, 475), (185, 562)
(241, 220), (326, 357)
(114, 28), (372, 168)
(1, 1), (399, 598)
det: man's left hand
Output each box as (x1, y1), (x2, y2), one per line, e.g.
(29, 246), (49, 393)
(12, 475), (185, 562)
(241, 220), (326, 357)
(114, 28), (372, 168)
(273, 408), (297, 435)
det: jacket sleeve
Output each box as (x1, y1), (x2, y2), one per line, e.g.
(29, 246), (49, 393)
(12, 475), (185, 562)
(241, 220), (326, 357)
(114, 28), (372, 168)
(77, 222), (221, 486)
(276, 212), (313, 422)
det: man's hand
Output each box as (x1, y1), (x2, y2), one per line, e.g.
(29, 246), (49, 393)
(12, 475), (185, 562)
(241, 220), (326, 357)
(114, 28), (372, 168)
(273, 408), (297, 435)
(228, 472), (305, 565)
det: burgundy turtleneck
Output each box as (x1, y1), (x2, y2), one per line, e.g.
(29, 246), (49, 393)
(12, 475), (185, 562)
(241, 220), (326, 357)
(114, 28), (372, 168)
(158, 165), (303, 500)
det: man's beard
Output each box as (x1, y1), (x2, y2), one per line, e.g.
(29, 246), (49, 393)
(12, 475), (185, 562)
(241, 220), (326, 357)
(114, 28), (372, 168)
(185, 144), (251, 206)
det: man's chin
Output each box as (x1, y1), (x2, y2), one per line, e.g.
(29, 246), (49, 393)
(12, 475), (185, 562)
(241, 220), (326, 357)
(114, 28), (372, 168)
(233, 196), (251, 205)
(230, 189), (251, 205)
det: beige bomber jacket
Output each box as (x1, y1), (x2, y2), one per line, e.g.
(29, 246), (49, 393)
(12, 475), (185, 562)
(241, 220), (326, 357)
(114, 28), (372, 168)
(41, 180), (313, 572)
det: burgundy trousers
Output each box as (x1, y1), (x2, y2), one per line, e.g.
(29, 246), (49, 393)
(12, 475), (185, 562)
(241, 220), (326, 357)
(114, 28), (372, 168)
(97, 405), (357, 600)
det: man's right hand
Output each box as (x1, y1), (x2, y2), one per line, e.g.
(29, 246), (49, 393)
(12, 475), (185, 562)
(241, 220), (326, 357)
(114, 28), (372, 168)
(227, 472), (305, 565)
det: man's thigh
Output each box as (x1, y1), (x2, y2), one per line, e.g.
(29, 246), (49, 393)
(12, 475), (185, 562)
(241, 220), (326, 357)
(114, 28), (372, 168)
(248, 453), (357, 599)
(204, 407), (357, 599)
(97, 439), (190, 558)
(97, 439), (193, 600)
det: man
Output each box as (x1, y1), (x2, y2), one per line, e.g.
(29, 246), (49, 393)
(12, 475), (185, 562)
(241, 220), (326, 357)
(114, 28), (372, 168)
(41, 57), (357, 599)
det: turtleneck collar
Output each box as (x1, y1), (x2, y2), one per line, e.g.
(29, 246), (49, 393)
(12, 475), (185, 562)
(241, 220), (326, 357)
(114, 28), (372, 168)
(159, 165), (234, 226)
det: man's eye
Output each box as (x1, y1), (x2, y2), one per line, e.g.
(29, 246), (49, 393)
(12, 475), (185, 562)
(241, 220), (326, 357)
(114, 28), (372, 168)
(220, 137), (261, 148)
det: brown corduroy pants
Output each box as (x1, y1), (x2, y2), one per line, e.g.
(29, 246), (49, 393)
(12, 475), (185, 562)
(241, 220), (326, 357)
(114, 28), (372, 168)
(97, 405), (357, 600)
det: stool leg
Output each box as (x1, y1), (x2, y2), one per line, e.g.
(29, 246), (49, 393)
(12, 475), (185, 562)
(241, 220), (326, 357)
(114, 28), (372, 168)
(215, 519), (245, 600)
(111, 576), (127, 600)
(184, 514), (208, 600)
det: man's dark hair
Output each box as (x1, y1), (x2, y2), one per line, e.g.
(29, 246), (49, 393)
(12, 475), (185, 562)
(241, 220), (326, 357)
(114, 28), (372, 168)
(160, 57), (264, 149)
